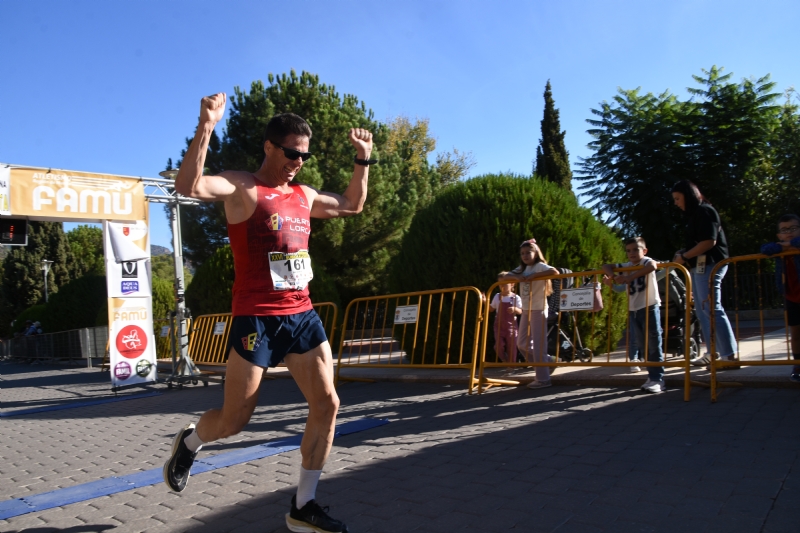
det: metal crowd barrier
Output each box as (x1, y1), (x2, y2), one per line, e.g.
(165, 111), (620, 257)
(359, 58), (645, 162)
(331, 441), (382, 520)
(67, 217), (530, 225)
(7, 326), (108, 366)
(708, 250), (800, 402)
(334, 287), (486, 392)
(477, 264), (695, 401)
(181, 313), (231, 373)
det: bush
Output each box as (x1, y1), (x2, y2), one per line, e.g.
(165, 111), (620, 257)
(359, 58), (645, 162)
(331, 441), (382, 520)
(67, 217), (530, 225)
(12, 304), (48, 334)
(39, 275), (107, 333)
(152, 277), (175, 320)
(388, 174), (628, 356)
(185, 246), (234, 316)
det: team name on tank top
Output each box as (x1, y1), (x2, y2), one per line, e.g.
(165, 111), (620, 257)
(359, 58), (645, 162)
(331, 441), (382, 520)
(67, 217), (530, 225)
(227, 181), (314, 316)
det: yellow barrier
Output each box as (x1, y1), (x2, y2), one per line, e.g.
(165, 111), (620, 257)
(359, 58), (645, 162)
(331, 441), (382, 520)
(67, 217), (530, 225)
(334, 287), (486, 392)
(313, 302), (339, 343)
(477, 264), (695, 401)
(186, 313), (233, 370)
(708, 250), (800, 402)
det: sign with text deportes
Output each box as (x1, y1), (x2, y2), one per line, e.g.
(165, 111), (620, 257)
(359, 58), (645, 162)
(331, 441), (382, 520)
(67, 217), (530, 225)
(559, 287), (596, 311)
(394, 305), (419, 324)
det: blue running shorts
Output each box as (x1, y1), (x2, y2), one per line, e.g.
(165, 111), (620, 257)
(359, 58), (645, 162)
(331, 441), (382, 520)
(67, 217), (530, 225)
(226, 309), (328, 368)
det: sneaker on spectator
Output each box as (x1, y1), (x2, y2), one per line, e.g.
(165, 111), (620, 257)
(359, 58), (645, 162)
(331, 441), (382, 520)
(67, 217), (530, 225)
(286, 495), (348, 533)
(643, 379), (665, 393)
(630, 359), (641, 373)
(640, 379), (653, 390)
(705, 353), (740, 371)
(790, 373), (800, 383)
(690, 353), (712, 367)
(527, 380), (552, 389)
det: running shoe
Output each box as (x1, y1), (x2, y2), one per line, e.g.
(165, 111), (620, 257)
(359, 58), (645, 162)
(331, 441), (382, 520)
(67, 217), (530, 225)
(163, 423), (198, 492)
(286, 495), (349, 533)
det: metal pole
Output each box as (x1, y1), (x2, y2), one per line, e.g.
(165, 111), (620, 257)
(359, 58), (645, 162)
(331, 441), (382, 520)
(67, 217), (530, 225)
(171, 203), (188, 362)
(41, 259), (53, 303)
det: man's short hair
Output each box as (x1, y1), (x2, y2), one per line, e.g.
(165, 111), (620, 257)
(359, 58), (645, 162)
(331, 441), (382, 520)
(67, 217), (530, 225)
(624, 236), (646, 249)
(778, 214), (800, 226)
(263, 113), (312, 146)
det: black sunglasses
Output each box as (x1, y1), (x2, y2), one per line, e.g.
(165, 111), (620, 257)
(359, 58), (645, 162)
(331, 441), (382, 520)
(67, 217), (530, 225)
(271, 141), (312, 162)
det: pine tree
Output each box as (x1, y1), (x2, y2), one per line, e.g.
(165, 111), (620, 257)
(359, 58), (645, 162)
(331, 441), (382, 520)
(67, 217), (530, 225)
(534, 80), (573, 190)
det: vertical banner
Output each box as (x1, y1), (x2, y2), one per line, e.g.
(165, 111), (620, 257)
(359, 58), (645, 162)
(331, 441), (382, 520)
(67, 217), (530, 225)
(107, 296), (157, 386)
(0, 166), (10, 215)
(104, 219), (156, 387)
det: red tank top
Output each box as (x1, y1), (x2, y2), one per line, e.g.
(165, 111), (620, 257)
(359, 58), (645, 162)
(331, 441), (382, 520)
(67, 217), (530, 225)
(228, 181), (313, 316)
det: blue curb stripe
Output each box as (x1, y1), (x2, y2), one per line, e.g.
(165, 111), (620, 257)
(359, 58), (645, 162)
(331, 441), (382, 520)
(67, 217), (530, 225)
(0, 417), (389, 520)
(0, 392), (163, 418)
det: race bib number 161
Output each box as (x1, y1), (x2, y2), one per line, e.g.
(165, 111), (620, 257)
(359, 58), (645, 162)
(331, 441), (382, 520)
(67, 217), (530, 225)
(269, 250), (314, 290)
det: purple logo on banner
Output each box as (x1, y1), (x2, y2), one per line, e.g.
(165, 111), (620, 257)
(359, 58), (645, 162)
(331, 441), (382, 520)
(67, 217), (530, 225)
(121, 281), (139, 295)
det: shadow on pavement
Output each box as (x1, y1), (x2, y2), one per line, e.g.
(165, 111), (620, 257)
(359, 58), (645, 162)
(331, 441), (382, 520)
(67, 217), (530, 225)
(145, 384), (799, 532)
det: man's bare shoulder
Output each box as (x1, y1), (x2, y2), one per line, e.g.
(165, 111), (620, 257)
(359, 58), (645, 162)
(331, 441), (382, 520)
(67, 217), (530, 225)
(296, 182), (320, 200)
(218, 169), (257, 187)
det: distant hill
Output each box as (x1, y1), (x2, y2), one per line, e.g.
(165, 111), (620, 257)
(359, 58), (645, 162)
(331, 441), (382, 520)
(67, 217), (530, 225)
(151, 245), (171, 256)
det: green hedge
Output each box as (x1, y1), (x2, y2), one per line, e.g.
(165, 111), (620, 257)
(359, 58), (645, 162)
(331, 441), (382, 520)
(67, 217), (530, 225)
(185, 245), (234, 316)
(11, 304), (48, 333)
(388, 174), (628, 357)
(40, 275), (107, 333)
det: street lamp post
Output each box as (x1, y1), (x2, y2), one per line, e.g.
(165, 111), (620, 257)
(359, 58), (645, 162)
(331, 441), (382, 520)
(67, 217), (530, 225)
(41, 259), (53, 302)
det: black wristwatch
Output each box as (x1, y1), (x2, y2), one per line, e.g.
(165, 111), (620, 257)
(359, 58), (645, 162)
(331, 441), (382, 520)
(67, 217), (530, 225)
(354, 156), (378, 166)
(680, 253), (688, 262)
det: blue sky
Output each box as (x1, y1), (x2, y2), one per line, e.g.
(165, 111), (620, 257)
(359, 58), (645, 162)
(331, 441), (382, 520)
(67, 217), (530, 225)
(1, 0), (798, 249)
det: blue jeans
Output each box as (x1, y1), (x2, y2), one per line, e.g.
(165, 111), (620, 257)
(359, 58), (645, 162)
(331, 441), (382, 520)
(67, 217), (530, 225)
(691, 264), (737, 358)
(630, 305), (664, 382)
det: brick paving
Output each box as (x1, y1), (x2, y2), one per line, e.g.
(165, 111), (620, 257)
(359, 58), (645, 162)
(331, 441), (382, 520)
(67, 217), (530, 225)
(1, 360), (798, 532)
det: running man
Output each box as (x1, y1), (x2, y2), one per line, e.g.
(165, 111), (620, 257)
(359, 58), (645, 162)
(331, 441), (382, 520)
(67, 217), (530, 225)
(163, 93), (373, 533)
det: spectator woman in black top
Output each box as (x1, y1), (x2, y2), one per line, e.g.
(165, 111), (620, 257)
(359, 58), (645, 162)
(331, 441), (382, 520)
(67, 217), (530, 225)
(670, 180), (738, 368)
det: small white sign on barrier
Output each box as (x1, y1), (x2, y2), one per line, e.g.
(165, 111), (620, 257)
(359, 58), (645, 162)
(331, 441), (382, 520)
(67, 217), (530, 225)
(559, 287), (595, 311)
(394, 305), (419, 324)
(159, 326), (170, 338)
(213, 322), (226, 335)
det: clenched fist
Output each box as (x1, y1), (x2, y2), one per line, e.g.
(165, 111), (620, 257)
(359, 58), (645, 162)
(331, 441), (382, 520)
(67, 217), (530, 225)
(348, 128), (373, 158)
(200, 93), (227, 125)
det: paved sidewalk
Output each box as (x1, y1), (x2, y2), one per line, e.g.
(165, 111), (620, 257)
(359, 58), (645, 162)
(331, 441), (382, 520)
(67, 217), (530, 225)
(1, 360), (798, 532)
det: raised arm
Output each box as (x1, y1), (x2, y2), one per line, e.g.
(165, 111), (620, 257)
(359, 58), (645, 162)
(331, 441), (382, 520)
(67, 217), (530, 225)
(308, 128), (374, 219)
(174, 93), (238, 201)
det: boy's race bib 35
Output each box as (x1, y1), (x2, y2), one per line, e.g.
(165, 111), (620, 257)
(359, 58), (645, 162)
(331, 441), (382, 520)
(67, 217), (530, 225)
(268, 250), (313, 290)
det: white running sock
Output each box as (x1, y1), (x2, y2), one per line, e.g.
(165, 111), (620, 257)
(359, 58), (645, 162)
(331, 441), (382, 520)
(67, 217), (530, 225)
(184, 428), (205, 453)
(296, 467), (322, 509)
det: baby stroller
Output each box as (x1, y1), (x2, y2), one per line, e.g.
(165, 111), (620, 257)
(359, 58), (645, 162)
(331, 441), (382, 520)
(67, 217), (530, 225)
(658, 267), (702, 360)
(546, 268), (594, 363)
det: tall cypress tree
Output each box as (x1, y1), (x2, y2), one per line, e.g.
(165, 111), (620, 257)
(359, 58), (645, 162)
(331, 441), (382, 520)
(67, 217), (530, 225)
(534, 80), (573, 190)
(1, 221), (76, 321)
